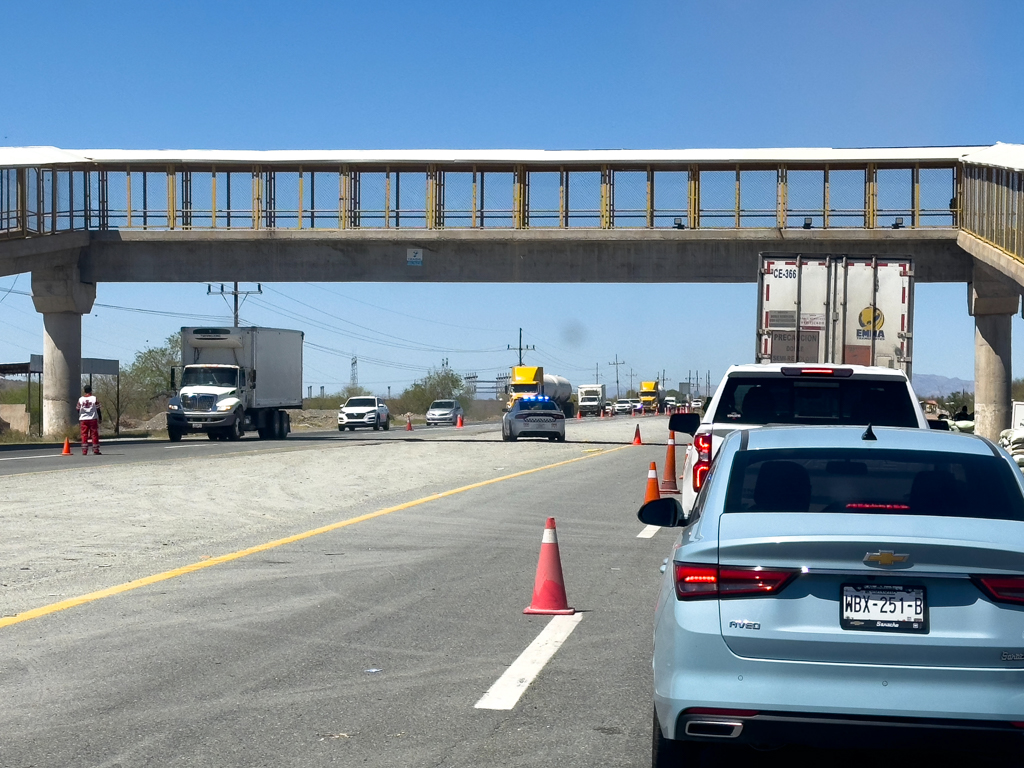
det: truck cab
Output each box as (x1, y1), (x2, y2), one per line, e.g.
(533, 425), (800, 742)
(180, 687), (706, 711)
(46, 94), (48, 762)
(168, 364), (247, 440)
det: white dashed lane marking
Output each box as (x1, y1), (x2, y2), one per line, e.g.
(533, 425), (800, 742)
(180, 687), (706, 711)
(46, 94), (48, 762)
(637, 525), (660, 538)
(474, 614), (583, 710)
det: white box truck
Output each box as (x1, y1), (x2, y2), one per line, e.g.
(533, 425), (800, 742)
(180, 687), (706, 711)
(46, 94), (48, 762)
(167, 327), (304, 442)
(756, 254), (914, 376)
(577, 384), (606, 416)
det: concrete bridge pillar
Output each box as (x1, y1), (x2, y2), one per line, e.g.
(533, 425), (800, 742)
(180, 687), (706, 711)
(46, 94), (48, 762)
(969, 262), (1020, 441)
(31, 265), (95, 436)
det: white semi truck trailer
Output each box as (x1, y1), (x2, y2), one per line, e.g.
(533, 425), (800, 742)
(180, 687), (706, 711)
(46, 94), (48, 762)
(167, 327), (304, 442)
(756, 254), (914, 375)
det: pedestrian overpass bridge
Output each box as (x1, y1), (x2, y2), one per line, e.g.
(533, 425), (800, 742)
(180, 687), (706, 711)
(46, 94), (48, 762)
(1, 144), (1022, 437)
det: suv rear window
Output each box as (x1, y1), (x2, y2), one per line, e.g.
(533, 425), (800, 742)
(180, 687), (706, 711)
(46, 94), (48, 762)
(724, 448), (1024, 521)
(711, 377), (918, 427)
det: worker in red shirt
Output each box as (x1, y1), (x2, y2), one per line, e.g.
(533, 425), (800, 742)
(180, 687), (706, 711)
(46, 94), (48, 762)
(76, 384), (102, 455)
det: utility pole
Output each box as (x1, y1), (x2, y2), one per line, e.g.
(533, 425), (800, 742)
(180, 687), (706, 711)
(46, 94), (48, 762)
(595, 363), (600, 384)
(507, 328), (535, 366)
(208, 282), (262, 326)
(628, 368), (635, 395)
(608, 355), (625, 400)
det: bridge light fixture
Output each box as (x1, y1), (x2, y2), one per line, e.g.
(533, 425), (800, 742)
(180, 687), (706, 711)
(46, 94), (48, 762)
(673, 218), (685, 229)
(892, 216), (904, 229)
(803, 217), (813, 229)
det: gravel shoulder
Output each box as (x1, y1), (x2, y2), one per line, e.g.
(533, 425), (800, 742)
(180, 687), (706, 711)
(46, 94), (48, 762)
(0, 416), (668, 617)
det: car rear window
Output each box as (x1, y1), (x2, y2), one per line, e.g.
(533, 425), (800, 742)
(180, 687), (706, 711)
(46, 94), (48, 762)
(518, 400), (559, 411)
(723, 448), (1024, 521)
(711, 377), (919, 427)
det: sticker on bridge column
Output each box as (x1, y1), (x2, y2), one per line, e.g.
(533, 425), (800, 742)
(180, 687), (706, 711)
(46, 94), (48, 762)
(407, 248), (423, 266)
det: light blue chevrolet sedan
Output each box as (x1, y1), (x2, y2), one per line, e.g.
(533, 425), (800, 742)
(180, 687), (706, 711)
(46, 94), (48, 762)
(640, 423), (1024, 765)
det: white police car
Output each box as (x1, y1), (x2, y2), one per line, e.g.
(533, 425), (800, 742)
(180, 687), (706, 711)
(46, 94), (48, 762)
(501, 396), (566, 442)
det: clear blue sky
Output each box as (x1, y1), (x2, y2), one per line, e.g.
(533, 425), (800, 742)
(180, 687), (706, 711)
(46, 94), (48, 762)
(2, 0), (1023, 395)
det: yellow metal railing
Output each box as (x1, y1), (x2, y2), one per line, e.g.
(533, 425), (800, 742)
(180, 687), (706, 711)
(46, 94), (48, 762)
(0, 161), (963, 241)
(961, 162), (1023, 262)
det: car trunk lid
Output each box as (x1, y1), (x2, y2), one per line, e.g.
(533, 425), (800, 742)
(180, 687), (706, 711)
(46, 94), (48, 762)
(716, 513), (1024, 668)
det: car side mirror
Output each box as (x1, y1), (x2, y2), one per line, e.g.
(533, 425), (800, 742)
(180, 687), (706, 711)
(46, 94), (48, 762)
(638, 497), (684, 527)
(668, 413), (701, 436)
(928, 419), (950, 431)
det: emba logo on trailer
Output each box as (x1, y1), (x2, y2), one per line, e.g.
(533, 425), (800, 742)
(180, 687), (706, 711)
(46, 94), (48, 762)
(857, 307), (885, 340)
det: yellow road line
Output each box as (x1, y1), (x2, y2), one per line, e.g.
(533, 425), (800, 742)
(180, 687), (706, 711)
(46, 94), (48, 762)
(0, 445), (629, 630)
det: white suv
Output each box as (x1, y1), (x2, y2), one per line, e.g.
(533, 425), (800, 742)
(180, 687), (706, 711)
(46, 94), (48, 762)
(674, 364), (929, 513)
(338, 396), (390, 431)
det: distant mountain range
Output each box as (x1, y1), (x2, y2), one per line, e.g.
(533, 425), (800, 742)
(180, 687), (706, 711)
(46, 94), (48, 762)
(912, 374), (974, 398)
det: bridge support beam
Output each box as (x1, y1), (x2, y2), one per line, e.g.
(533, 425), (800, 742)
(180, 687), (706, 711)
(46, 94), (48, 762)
(970, 262), (1020, 441)
(31, 265), (96, 436)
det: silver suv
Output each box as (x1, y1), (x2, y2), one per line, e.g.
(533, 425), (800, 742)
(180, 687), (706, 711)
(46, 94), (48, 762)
(338, 396), (390, 431)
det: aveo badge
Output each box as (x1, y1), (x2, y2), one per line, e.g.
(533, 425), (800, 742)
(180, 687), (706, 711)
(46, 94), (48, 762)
(857, 307), (885, 341)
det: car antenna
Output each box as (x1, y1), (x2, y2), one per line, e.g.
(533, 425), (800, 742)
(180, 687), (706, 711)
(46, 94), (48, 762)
(861, 423), (877, 441)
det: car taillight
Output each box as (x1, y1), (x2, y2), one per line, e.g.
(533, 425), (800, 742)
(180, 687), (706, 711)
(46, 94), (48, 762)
(973, 575), (1024, 606)
(692, 433), (713, 492)
(674, 563), (798, 600)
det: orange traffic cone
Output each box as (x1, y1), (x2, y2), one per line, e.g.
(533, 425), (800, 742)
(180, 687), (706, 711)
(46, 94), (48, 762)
(576, 409), (582, 420)
(524, 518), (575, 615)
(645, 461), (661, 503)
(600, 408), (605, 419)
(61, 437), (72, 456)
(405, 415), (414, 431)
(632, 425), (642, 445)
(660, 431), (680, 494)
(456, 414), (464, 429)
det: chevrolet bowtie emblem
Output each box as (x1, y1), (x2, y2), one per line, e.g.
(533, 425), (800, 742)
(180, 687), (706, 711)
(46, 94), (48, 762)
(864, 550), (909, 567)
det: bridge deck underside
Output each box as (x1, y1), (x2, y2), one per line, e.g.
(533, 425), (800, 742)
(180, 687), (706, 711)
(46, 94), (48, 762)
(0, 228), (966, 284)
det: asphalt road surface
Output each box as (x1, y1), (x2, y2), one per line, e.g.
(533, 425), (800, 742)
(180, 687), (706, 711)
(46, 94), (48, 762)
(0, 416), (981, 767)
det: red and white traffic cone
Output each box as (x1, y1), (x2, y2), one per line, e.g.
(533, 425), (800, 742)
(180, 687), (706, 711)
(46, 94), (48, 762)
(660, 431), (681, 495)
(644, 461), (661, 503)
(524, 518), (575, 615)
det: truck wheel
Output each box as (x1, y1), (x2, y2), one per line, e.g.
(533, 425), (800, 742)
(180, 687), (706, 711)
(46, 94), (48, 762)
(168, 429), (183, 442)
(227, 416), (243, 441)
